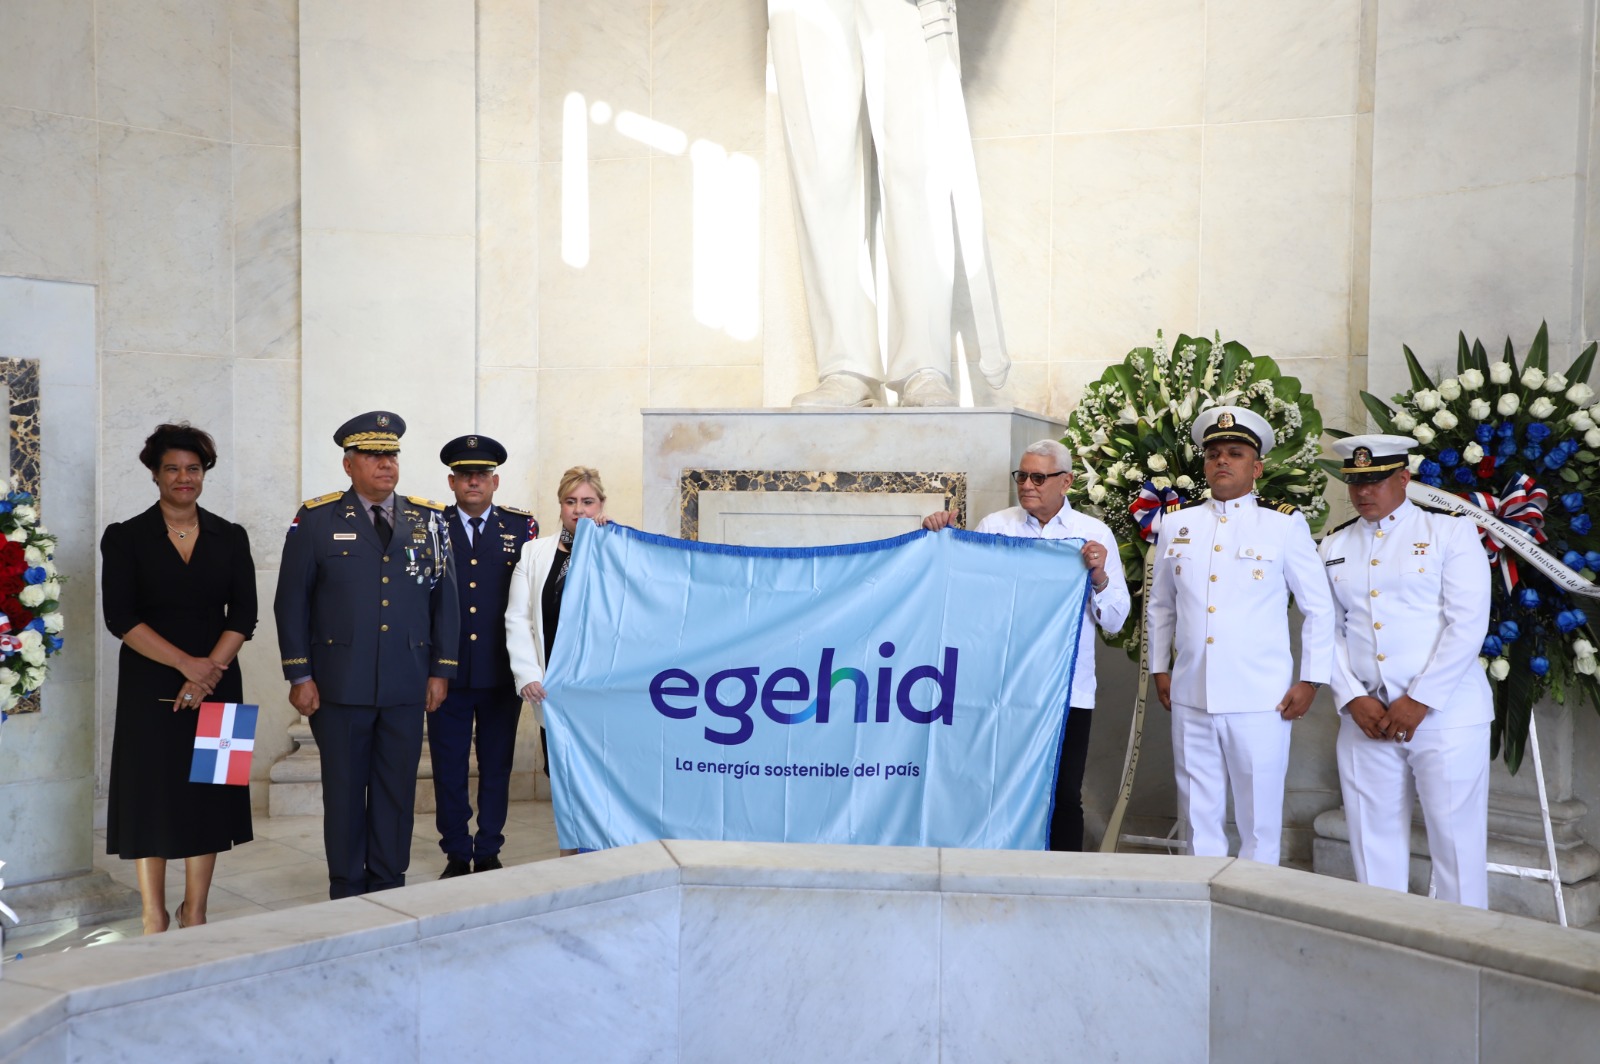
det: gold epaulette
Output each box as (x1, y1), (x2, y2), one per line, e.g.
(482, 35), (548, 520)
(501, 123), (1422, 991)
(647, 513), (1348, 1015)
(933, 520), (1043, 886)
(302, 491), (343, 509)
(499, 504), (532, 518)
(405, 495), (447, 510)
(1272, 502), (1299, 515)
(1327, 516), (1358, 535)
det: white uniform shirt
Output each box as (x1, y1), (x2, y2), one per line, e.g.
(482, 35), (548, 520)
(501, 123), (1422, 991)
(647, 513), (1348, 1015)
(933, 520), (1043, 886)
(976, 504), (1131, 709)
(1147, 494), (1334, 712)
(1317, 499), (1493, 729)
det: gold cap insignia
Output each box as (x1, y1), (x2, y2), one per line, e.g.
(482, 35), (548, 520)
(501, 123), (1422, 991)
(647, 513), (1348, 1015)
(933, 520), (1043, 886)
(467, 435), (479, 449)
(1353, 447), (1372, 468)
(376, 414), (390, 428)
(1217, 412), (1235, 429)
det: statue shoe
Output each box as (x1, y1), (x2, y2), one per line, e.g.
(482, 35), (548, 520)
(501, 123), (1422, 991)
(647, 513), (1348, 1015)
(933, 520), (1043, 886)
(898, 369), (956, 408)
(791, 373), (878, 408)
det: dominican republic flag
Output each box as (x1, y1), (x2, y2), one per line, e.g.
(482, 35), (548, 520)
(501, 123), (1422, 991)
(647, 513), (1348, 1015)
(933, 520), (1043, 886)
(189, 702), (258, 786)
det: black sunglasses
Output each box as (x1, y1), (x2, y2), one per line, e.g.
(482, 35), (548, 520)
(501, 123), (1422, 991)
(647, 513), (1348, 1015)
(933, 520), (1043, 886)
(1011, 470), (1068, 486)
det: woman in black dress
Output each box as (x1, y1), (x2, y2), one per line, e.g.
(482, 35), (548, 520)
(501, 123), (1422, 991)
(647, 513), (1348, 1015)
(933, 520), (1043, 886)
(102, 423), (256, 934)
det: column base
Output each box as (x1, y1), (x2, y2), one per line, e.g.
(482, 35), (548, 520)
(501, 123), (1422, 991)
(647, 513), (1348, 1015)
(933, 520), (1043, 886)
(0, 868), (141, 940)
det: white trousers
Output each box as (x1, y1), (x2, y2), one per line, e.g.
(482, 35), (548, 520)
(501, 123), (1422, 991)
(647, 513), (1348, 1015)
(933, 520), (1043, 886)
(1171, 702), (1292, 865)
(767, 0), (953, 385)
(1336, 714), (1490, 908)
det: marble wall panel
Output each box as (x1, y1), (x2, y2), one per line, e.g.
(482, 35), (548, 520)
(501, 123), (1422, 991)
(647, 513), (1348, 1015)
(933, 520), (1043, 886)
(478, 160), (540, 371)
(941, 894), (1209, 1063)
(1204, 0), (1365, 124)
(651, 0), (765, 153)
(0, 109), (97, 283)
(537, 157), (650, 369)
(648, 366), (762, 412)
(230, 0), (300, 147)
(478, 0), (540, 165)
(964, 359), (1049, 415)
(539, 0), (651, 162)
(417, 888), (678, 1059)
(1198, 117), (1357, 361)
(1054, 0), (1206, 134)
(536, 367), (647, 527)
(678, 885), (940, 1063)
(1210, 906), (1479, 1062)
(474, 365), (540, 508)
(648, 156), (764, 369)
(299, 0), (475, 236)
(232, 145), (301, 360)
(0, 678), (93, 794)
(95, 0), (230, 142)
(0, 0), (95, 117)
(1373, 0), (1587, 202)
(1280, 355), (1363, 437)
(1481, 967), (1600, 1057)
(98, 126), (233, 357)
(1045, 358), (1122, 417)
(959, 0), (1055, 139)
(971, 135), (1051, 363)
(1051, 128), (1202, 365)
(1367, 178), (1581, 404)
(0, 777), (93, 884)
(759, 89), (814, 408)
(231, 357), (300, 547)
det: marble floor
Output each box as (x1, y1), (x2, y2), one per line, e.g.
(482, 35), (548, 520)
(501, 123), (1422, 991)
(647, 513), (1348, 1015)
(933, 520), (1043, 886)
(1, 799), (562, 964)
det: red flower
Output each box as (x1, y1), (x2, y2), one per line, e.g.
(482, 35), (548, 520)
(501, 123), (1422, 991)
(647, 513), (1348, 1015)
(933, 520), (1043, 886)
(1477, 456), (1497, 479)
(0, 541), (31, 628)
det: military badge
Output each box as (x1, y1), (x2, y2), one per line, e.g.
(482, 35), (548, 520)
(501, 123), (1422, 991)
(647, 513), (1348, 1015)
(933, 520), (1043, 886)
(1252, 569), (1264, 580)
(1217, 412), (1235, 429)
(376, 413), (391, 428)
(1353, 447), (1372, 468)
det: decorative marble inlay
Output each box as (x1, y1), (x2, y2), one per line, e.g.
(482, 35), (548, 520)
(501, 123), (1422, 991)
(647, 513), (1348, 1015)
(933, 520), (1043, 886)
(679, 469), (966, 541)
(1, 357), (40, 713)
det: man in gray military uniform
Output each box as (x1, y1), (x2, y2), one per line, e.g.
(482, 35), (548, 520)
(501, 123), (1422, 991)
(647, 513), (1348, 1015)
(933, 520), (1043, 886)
(274, 411), (460, 899)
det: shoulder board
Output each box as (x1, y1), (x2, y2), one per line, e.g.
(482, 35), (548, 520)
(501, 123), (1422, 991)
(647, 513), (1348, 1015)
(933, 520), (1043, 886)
(1270, 502), (1299, 515)
(405, 495), (446, 511)
(1418, 504), (1459, 517)
(498, 505), (532, 518)
(1176, 501), (1207, 513)
(302, 491), (343, 510)
(1327, 516), (1358, 535)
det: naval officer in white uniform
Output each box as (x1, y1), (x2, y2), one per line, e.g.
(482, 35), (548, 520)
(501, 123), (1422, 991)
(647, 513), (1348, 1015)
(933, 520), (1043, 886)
(1318, 435), (1493, 907)
(1147, 406), (1335, 865)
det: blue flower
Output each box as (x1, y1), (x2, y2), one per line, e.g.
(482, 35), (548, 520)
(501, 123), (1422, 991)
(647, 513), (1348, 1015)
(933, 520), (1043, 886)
(24, 618), (43, 633)
(47, 635), (62, 653)
(1475, 424), (1496, 444)
(1499, 621), (1522, 642)
(1586, 551), (1600, 571)
(22, 566), (45, 584)
(1527, 422), (1553, 443)
(1563, 492), (1586, 513)
(1497, 421), (1517, 439)
(1439, 448), (1461, 467)
(1565, 550), (1588, 570)
(1498, 439), (1519, 458)
(1422, 475), (1445, 488)
(1531, 656), (1551, 676)
(1482, 635), (1503, 657)
(1517, 588), (1542, 609)
(1419, 459), (1441, 478)
(1452, 466), (1475, 485)
(0, 501), (12, 514)
(1574, 514), (1594, 535)
(1545, 450), (1570, 471)
(1558, 609), (1589, 633)
(1522, 443), (1544, 461)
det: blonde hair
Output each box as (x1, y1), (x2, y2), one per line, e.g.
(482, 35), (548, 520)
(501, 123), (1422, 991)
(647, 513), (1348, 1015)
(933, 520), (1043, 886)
(556, 466), (606, 503)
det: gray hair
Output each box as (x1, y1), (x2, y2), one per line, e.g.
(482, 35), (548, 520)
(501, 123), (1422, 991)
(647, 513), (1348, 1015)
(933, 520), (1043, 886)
(1022, 439), (1073, 474)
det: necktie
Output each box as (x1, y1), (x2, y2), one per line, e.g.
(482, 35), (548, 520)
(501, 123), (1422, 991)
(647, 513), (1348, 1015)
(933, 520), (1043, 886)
(372, 504), (392, 548)
(469, 515), (483, 548)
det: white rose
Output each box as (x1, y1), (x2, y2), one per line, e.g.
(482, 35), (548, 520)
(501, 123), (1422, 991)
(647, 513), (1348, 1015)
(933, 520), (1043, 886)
(1407, 454), (1424, 473)
(5, 527), (25, 543)
(1588, 428), (1600, 448)
(1413, 389), (1441, 412)
(17, 629), (42, 650)
(1438, 379), (1462, 400)
(23, 546), (44, 567)
(20, 644), (45, 667)
(1568, 383), (1596, 406)
(0, 667), (15, 690)
(1393, 412), (1418, 432)
(1576, 639), (1597, 656)
(1087, 484), (1107, 504)
(40, 580), (59, 601)
(1433, 410), (1459, 430)
(43, 612), (63, 634)
(1176, 475), (1195, 490)
(1522, 367), (1546, 389)
(1468, 398), (1492, 420)
(23, 665), (44, 688)
(1459, 369), (1485, 391)
(1490, 362), (1513, 384)
(1489, 658), (1511, 681)
(1147, 453), (1168, 472)
(1578, 654), (1599, 677)
(1545, 373), (1568, 393)
(1497, 393), (1520, 416)
(1, 692), (17, 712)
(12, 504), (37, 524)
(1570, 411), (1595, 432)
(1152, 476), (1173, 490)
(18, 585), (44, 609)
(1529, 396), (1556, 419)
(1413, 425), (1437, 445)
(1478, 656), (1489, 671)
(1125, 465), (1143, 483)
(41, 560), (56, 578)
(1463, 442), (1485, 463)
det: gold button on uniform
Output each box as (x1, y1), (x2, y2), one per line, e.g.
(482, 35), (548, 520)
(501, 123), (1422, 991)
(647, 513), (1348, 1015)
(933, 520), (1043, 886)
(1370, 590), (1379, 598)
(1214, 545), (1222, 552)
(1207, 606), (1216, 613)
(381, 599), (389, 607)
(470, 558), (478, 566)
(1377, 654), (1387, 661)
(381, 624), (389, 632)
(382, 576), (390, 584)
(1373, 622), (1383, 630)
(469, 581), (477, 589)
(1219, 516), (1228, 523)
(1371, 559), (1380, 566)
(383, 555), (390, 563)
(469, 606), (477, 614)
(1210, 575), (1218, 583)
(470, 633), (478, 641)
(1206, 636), (1215, 644)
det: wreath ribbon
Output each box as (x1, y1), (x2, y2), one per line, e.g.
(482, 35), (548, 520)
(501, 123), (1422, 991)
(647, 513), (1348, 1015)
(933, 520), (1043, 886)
(1462, 473), (1549, 587)
(1128, 481), (1187, 543)
(1408, 481), (1599, 598)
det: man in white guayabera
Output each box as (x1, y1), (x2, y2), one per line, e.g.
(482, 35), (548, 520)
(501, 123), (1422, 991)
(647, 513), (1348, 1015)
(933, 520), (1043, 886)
(769, 0), (1006, 408)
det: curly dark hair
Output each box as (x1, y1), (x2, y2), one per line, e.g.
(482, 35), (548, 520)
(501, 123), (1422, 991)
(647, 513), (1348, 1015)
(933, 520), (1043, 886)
(138, 423), (218, 472)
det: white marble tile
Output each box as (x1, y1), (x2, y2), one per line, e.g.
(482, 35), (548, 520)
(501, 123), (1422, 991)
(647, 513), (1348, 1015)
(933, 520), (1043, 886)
(959, 0), (1055, 139)
(475, 365), (540, 505)
(538, 157), (651, 368)
(1480, 970), (1600, 1060)
(678, 885), (940, 1063)
(1210, 905), (1478, 1062)
(232, 144), (300, 360)
(230, 357), (299, 547)
(759, 88), (815, 408)
(229, 0), (299, 147)
(648, 366), (762, 409)
(299, 0), (475, 236)
(970, 135), (1051, 363)
(0, 981), (67, 1064)
(1204, 0), (1364, 123)
(0, 0), (94, 117)
(0, 109), (97, 283)
(537, 367), (648, 528)
(95, 0), (230, 141)
(1198, 117), (1358, 361)
(477, 159), (539, 370)
(478, 0), (540, 164)
(942, 893), (1209, 1063)
(664, 840), (941, 891)
(940, 849), (1226, 899)
(1372, 0), (1587, 201)
(417, 887), (677, 1060)
(99, 352), (235, 527)
(1051, 128), (1202, 363)
(1054, 0), (1206, 134)
(651, 0), (766, 153)
(0, 676), (93, 792)
(0, 779), (94, 892)
(540, 0), (651, 162)
(1276, 355), (1361, 437)
(98, 125), (232, 356)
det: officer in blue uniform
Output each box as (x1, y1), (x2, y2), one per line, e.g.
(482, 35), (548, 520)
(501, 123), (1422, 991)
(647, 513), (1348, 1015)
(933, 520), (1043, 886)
(431, 434), (538, 877)
(274, 411), (459, 899)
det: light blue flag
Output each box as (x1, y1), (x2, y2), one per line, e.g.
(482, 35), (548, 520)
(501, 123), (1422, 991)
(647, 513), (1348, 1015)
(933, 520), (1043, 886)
(542, 521), (1090, 851)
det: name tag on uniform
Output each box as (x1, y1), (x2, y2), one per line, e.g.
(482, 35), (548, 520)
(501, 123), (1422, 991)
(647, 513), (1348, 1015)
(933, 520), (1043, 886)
(1325, 557), (1344, 566)
(1172, 537), (1190, 544)
(333, 533), (358, 540)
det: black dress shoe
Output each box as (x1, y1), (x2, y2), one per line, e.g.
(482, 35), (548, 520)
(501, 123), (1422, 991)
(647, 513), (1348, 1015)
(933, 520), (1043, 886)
(473, 854), (503, 873)
(439, 858), (472, 879)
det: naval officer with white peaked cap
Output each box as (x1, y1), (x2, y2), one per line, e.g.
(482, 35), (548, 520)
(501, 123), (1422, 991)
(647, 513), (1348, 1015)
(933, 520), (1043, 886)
(1147, 405), (1335, 865)
(1318, 434), (1493, 907)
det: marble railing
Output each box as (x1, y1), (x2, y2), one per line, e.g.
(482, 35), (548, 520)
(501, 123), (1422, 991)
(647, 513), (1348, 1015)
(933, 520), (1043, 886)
(2, 843), (1597, 1062)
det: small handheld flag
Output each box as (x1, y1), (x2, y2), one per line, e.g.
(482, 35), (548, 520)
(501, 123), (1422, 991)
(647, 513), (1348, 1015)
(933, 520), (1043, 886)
(190, 702), (258, 786)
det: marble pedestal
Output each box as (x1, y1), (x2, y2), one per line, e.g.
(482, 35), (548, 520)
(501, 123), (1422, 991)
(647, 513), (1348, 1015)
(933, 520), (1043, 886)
(641, 407), (1068, 543)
